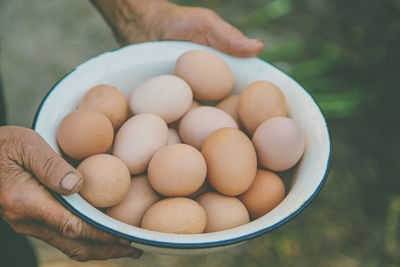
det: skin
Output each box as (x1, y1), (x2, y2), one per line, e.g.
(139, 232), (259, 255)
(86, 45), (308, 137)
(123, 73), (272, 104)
(0, 0), (263, 262)
(0, 127), (141, 261)
(91, 0), (264, 57)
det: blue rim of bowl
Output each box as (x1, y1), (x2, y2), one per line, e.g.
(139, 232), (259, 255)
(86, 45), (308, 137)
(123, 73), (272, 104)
(32, 41), (332, 249)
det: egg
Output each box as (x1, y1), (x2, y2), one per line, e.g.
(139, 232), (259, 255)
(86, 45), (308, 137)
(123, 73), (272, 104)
(148, 144), (207, 196)
(252, 117), (305, 171)
(201, 127), (257, 196)
(238, 81), (287, 135)
(107, 174), (161, 227)
(175, 50), (233, 101)
(77, 154), (131, 208)
(167, 128), (182, 145)
(168, 100), (201, 129)
(216, 94), (243, 129)
(130, 75), (193, 123)
(57, 109), (114, 160)
(78, 84), (129, 129)
(179, 106), (238, 149)
(196, 192), (249, 233)
(239, 169), (285, 219)
(141, 197), (206, 234)
(112, 113), (168, 174)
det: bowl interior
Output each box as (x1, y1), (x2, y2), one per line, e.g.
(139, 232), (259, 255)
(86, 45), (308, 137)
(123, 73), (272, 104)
(33, 41), (330, 248)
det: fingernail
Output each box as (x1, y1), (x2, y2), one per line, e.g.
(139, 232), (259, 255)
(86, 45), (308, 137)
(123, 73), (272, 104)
(61, 173), (81, 191)
(118, 238), (130, 245)
(129, 249), (143, 259)
(250, 38), (262, 43)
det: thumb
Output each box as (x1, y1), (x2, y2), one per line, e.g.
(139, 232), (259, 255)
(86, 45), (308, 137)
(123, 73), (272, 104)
(17, 127), (82, 194)
(208, 18), (264, 58)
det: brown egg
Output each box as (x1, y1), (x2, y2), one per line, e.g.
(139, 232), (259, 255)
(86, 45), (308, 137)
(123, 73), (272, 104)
(201, 127), (257, 196)
(167, 128), (182, 145)
(196, 192), (249, 233)
(77, 154), (131, 208)
(169, 100), (201, 129)
(238, 81), (287, 135)
(141, 197), (206, 234)
(148, 144), (207, 196)
(179, 106), (238, 149)
(107, 174), (161, 227)
(252, 117), (305, 171)
(78, 84), (129, 129)
(57, 109), (114, 160)
(239, 169), (285, 219)
(216, 94), (243, 129)
(112, 113), (169, 174)
(175, 50), (233, 101)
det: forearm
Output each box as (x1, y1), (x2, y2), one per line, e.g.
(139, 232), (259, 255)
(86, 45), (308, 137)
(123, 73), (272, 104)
(90, 0), (170, 44)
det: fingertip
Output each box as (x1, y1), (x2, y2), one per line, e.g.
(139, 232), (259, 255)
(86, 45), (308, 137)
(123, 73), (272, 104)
(230, 38), (265, 58)
(129, 249), (143, 259)
(255, 40), (265, 54)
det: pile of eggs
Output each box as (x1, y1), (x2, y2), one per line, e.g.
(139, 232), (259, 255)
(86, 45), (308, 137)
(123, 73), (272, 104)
(56, 50), (305, 234)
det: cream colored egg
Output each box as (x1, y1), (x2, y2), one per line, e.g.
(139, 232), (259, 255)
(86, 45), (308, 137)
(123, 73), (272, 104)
(239, 169), (285, 219)
(78, 84), (129, 129)
(57, 109), (114, 160)
(196, 192), (249, 233)
(112, 113), (168, 174)
(77, 154), (131, 208)
(201, 127), (257, 196)
(179, 106), (238, 149)
(130, 75), (193, 123)
(175, 50), (233, 101)
(148, 144), (207, 196)
(238, 81), (287, 135)
(169, 100), (201, 129)
(141, 197), (206, 234)
(168, 128), (182, 145)
(107, 174), (161, 227)
(252, 117), (305, 171)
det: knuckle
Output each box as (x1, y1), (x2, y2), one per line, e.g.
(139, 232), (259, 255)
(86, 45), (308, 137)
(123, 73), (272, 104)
(9, 222), (30, 235)
(60, 216), (84, 239)
(15, 127), (38, 148)
(201, 8), (220, 22)
(0, 194), (23, 222)
(65, 246), (91, 262)
(192, 9), (216, 32)
(195, 19), (211, 32)
(2, 209), (23, 222)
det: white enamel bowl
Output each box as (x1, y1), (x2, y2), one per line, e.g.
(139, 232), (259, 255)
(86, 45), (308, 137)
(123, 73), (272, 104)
(33, 41), (331, 256)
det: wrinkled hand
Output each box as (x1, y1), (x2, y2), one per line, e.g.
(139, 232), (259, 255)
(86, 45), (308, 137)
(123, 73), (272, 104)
(93, 0), (264, 57)
(0, 126), (141, 261)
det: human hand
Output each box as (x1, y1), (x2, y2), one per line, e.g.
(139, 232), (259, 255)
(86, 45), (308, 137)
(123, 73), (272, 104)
(91, 0), (264, 57)
(0, 126), (141, 261)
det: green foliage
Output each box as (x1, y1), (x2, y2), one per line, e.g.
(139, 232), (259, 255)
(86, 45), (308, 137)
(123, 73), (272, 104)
(170, 0), (400, 266)
(241, 0), (293, 26)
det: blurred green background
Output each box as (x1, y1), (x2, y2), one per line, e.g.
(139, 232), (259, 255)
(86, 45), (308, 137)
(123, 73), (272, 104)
(1, 0), (400, 266)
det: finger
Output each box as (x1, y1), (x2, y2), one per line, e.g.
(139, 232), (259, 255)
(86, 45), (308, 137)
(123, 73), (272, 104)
(35, 191), (121, 242)
(15, 177), (121, 243)
(208, 19), (264, 58)
(17, 127), (82, 194)
(16, 220), (142, 261)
